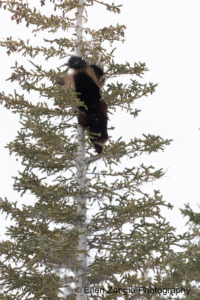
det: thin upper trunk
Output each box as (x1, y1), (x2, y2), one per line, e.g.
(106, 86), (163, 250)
(75, 1), (87, 299)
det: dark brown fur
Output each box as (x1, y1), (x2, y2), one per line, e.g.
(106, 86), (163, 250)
(57, 56), (108, 154)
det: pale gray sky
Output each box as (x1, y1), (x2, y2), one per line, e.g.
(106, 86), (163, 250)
(0, 0), (200, 238)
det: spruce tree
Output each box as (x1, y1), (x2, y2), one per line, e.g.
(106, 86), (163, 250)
(0, 0), (191, 299)
(180, 205), (200, 299)
(161, 205), (200, 300)
(152, 205), (200, 300)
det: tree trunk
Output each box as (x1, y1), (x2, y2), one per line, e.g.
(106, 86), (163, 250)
(75, 1), (87, 299)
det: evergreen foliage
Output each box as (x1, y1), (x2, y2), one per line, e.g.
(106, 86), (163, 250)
(0, 0), (192, 299)
(180, 205), (200, 299)
(151, 205), (200, 300)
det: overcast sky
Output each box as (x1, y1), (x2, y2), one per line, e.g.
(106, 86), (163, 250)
(0, 0), (200, 238)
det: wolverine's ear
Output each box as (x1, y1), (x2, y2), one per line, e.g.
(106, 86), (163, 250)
(56, 77), (65, 85)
